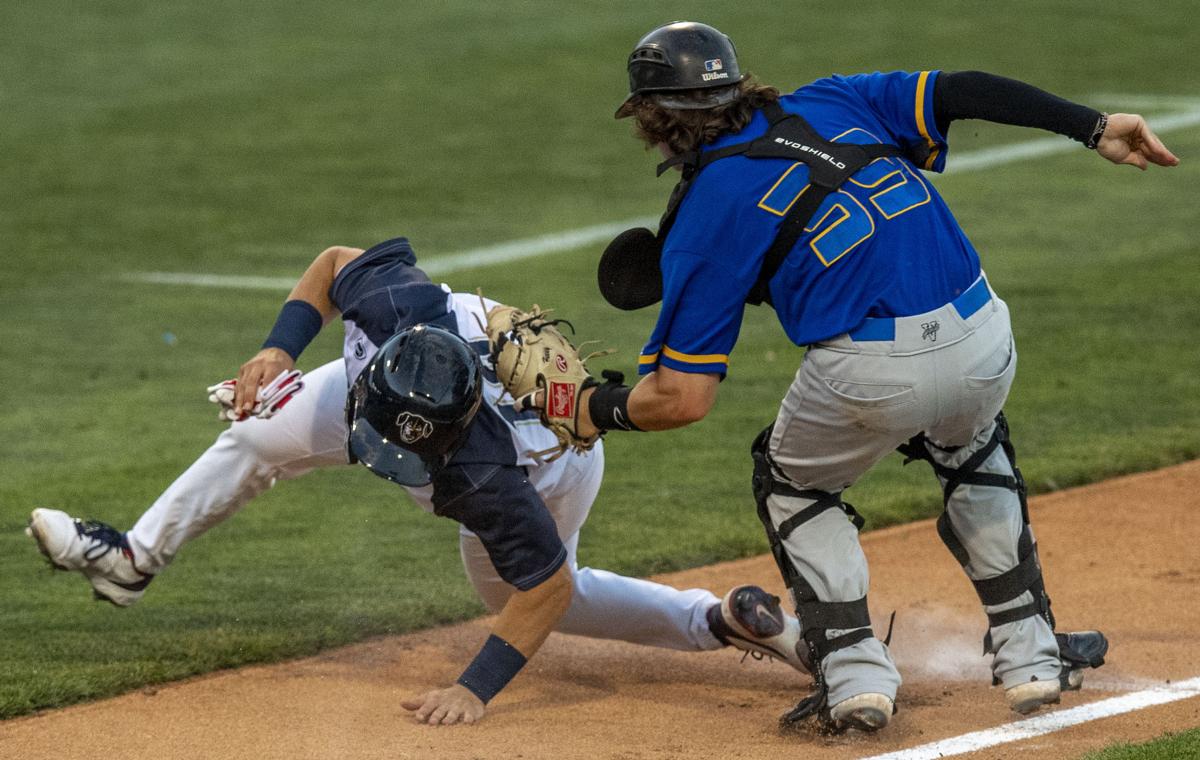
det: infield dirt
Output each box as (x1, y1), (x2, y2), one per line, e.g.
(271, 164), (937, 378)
(3, 462), (1199, 760)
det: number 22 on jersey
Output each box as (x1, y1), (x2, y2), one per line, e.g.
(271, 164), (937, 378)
(757, 140), (931, 267)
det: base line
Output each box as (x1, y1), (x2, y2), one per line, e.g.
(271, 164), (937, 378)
(122, 103), (1200, 291)
(862, 676), (1200, 760)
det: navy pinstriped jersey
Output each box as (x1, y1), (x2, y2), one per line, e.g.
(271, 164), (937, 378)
(639, 70), (980, 378)
(329, 237), (587, 590)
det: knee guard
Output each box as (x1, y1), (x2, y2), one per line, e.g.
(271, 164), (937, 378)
(898, 413), (1053, 648)
(900, 414), (1109, 687)
(750, 425), (881, 730)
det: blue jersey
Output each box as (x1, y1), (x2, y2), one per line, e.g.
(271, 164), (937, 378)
(639, 70), (980, 377)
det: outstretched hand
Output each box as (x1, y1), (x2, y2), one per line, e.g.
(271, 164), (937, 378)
(1097, 113), (1179, 170)
(233, 348), (295, 413)
(401, 684), (486, 726)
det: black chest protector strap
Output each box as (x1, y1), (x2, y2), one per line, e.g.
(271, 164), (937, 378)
(656, 102), (907, 306)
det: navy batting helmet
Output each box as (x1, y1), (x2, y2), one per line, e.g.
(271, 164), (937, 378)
(347, 324), (483, 486)
(615, 21), (745, 118)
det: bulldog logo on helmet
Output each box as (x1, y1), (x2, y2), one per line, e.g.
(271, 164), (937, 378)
(395, 412), (434, 444)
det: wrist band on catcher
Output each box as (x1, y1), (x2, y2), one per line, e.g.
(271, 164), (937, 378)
(1085, 112), (1109, 150)
(262, 300), (323, 360)
(457, 634), (528, 704)
(588, 370), (642, 432)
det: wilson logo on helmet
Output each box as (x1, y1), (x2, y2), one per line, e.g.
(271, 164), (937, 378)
(395, 412), (434, 444)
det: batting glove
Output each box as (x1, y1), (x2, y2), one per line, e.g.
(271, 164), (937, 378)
(206, 369), (305, 422)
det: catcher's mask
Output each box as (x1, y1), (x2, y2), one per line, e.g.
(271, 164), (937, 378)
(346, 324), (483, 487)
(615, 20), (746, 119)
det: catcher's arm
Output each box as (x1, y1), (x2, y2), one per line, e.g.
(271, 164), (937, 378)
(231, 245), (362, 413)
(591, 365), (719, 432)
(401, 563), (573, 725)
(486, 303), (720, 438)
(932, 71), (1178, 170)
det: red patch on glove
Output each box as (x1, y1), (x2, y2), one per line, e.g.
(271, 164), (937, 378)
(548, 382), (575, 418)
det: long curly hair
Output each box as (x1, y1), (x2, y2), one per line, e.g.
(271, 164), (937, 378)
(629, 76), (781, 156)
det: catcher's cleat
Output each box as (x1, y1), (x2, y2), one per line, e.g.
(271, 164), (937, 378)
(828, 692), (894, 732)
(26, 508), (153, 607)
(1005, 676), (1061, 715)
(709, 585), (811, 675)
(1056, 630), (1108, 693)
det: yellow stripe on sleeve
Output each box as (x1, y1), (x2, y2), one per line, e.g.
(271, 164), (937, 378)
(913, 70), (940, 170)
(638, 352), (660, 365)
(661, 346), (729, 365)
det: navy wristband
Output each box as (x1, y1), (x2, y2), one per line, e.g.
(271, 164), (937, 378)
(262, 300), (323, 360)
(457, 634), (528, 704)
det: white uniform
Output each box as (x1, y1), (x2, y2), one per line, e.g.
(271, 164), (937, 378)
(127, 290), (721, 652)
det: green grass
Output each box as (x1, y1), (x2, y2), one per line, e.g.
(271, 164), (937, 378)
(2, 0), (1199, 731)
(1083, 729), (1200, 759)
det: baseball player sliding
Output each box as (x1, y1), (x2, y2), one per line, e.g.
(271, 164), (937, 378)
(27, 238), (809, 726)
(501, 22), (1177, 733)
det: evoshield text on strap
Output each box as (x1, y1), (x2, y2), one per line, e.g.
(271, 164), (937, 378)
(653, 101), (908, 306)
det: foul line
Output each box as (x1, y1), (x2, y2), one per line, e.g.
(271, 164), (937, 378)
(122, 98), (1200, 291)
(862, 676), (1200, 760)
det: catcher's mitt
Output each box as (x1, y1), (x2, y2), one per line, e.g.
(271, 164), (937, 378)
(483, 302), (606, 460)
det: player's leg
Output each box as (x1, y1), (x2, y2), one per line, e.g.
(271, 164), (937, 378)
(125, 358), (352, 572)
(759, 345), (933, 731)
(459, 446), (807, 669)
(920, 300), (1105, 713)
(28, 359), (352, 605)
(460, 446), (721, 650)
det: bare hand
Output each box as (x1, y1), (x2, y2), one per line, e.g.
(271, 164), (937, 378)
(400, 684), (486, 726)
(233, 348), (294, 414)
(1097, 113), (1180, 170)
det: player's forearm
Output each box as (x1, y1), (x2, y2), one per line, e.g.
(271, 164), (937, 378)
(491, 562), (573, 656)
(455, 563), (573, 705)
(933, 71), (1104, 146)
(628, 367), (719, 430)
(581, 366), (719, 433)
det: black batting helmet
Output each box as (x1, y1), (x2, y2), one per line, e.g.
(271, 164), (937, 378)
(615, 21), (745, 118)
(347, 324), (483, 486)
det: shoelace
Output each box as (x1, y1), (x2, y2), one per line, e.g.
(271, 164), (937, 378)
(74, 520), (128, 562)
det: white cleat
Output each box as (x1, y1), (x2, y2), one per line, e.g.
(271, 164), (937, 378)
(829, 692), (894, 732)
(1006, 677), (1061, 715)
(27, 508), (153, 607)
(714, 584), (811, 675)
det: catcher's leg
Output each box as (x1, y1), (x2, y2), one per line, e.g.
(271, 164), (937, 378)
(756, 341), (938, 732)
(904, 414), (1107, 713)
(125, 359), (352, 574)
(753, 427), (900, 732)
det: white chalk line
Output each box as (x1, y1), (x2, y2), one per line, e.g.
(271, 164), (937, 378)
(122, 96), (1200, 291)
(861, 675), (1200, 760)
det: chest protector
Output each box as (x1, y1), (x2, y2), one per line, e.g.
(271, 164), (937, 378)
(605, 102), (911, 309)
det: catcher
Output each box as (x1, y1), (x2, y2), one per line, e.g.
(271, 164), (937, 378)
(26, 237), (809, 726)
(492, 21), (1175, 732)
